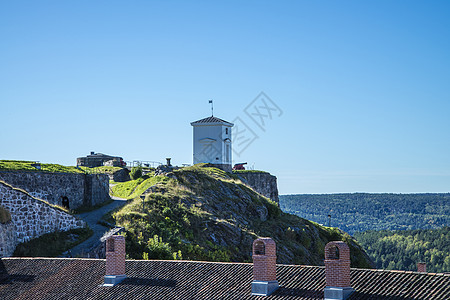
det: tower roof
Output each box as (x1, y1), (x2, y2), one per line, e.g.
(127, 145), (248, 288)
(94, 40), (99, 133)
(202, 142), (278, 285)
(190, 116), (234, 126)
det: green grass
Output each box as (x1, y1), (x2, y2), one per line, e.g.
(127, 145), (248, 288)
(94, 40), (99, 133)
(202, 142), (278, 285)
(0, 160), (83, 173)
(0, 205), (11, 223)
(13, 227), (93, 257)
(110, 175), (169, 199)
(79, 166), (124, 174)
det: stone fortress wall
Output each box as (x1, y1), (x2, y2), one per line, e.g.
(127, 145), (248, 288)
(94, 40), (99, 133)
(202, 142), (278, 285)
(236, 172), (279, 204)
(0, 171), (110, 209)
(0, 222), (16, 258)
(0, 181), (85, 257)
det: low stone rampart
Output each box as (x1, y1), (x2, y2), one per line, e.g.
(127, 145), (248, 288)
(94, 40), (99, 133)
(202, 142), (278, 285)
(0, 181), (85, 257)
(85, 174), (111, 207)
(0, 221), (16, 258)
(0, 171), (110, 209)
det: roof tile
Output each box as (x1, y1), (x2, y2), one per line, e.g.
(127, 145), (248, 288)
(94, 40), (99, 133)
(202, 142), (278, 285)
(0, 258), (449, 300)
(191, 116), (233, 126)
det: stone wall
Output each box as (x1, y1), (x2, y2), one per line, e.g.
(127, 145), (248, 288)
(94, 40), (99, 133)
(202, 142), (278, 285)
(0, 221), (16, 258)
(0, 171), (110, 209)
(236, 172), (279, 204)
(85, 174), (111, 207)
(0, 181), (85, 257)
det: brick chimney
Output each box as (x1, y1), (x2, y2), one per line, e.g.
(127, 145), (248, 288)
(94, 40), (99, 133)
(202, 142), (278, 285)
(251, 237), (279, 296)
(324, 241), (354, 300)
(417, 262), (427, 273)
(104, 235), (126, 286)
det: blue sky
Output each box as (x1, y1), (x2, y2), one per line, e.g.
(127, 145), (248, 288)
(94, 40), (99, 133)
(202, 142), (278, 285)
(1, 1), (449, 194)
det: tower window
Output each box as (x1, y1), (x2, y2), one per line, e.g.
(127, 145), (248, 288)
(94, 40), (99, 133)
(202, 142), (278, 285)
(225, 128), (228, 134)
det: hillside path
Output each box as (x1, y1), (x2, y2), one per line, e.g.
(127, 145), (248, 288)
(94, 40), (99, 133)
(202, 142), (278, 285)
(69, 195), (127, 257)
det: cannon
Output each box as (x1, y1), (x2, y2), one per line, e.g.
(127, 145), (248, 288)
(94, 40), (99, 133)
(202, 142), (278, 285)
(233, 162), (247, 170)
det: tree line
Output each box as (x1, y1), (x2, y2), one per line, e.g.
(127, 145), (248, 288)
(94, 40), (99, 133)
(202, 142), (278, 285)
(354, 227), (450, 273)
(279, 193), (450, 235)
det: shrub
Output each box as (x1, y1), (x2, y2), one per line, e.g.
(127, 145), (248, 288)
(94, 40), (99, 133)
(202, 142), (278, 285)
(265, 199), (281, 218)
(144, 235), (174, 260)
(130, 165), (143, 180)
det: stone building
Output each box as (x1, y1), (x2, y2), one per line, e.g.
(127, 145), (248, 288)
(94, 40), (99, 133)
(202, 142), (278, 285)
(191, 116), (234, 172)
(77, 152), (125, 168)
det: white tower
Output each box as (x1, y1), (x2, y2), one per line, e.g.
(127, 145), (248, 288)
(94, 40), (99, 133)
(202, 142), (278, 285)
(191, 116), (234, 172)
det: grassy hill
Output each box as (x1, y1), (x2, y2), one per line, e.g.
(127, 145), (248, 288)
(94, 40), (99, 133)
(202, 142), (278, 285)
(106, 164), (373, 267)
(280, 193), (450, 235)
(111, 174), (168, 199)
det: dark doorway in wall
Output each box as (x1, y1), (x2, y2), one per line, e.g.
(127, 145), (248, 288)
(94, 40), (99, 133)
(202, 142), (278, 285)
(61, 196), (69, 209)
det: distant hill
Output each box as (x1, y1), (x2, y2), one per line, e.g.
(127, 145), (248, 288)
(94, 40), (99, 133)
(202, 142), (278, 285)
(280, 193), (450, 235)
(107, 165), (374, 268)
(354, 227), (450, 273)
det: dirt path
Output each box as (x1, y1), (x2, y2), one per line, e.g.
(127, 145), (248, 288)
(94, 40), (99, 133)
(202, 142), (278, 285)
(69, 195), (127, 257)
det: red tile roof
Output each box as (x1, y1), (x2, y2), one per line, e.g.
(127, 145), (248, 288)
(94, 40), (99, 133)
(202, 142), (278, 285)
(0, 258), (449, 299)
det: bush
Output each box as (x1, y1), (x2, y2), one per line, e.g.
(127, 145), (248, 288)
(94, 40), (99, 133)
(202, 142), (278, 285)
(130, 165), (143, 180)
(143, 235), (175, 260)
(265, 199), (281, 218)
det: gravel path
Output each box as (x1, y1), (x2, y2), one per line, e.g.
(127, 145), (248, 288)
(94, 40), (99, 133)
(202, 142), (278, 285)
(69, 195), (127, 257)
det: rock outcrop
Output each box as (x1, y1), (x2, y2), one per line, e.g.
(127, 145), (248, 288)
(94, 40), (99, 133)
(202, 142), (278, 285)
(109, 168), (130, 182)
(235, 171), (279, 204)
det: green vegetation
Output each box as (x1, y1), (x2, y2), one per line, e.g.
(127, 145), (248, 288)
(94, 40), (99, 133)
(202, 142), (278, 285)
(0, 160), (128, 175)
(142, 235), (182, 260)
(81, 166), (123, 174)
(0, 205), (12, 223)
(13, 227), (93, 257)
(354, 227), (450, 273)
(130, 165), (143, 180)
(0, 160), (83, 173)
(280, 193), (450, 235)
(110, 175), (169, 199)
(105, 164), (373, 267)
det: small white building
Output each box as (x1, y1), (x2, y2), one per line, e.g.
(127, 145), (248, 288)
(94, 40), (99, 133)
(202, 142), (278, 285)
(191, 116), (234, 172)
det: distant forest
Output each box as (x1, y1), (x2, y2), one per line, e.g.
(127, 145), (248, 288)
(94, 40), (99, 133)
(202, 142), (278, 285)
(354, 227), (450, 273)
(279, 193), (450, 235)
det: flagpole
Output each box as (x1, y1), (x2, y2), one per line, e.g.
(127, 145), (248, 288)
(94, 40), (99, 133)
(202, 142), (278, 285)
(209, 99), (213, 116)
